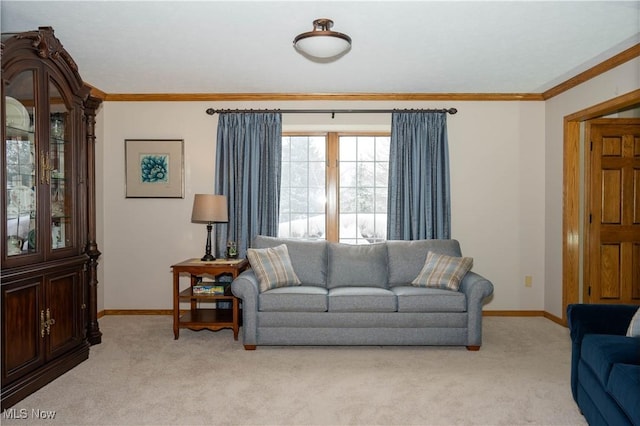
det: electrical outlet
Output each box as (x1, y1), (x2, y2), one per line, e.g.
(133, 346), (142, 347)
(525, 275), (533, 287)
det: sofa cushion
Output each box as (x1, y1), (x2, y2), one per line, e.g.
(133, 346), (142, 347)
(247, 244), (301, 292)
(626, 307), (640, 337)
(253, 235), (327, 287)
(259, 286), (328, 312)
(581, 334), (640, 388)
(327, 243), (388, 289)
(328, 287), (397, 312)
(411, 251), (473, 291)
(387, 239), (463, 287)
(392, 286), (466, 312)
(607, 363), (640, 424)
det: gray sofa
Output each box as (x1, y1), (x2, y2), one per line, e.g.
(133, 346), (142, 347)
(231, 236), (494, 350)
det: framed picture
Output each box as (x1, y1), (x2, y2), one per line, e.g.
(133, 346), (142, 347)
(125, 139), (184, 198)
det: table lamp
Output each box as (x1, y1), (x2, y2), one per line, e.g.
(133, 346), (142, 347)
(191, 194), (228, 261)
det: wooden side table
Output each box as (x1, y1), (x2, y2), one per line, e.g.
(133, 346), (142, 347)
(171, 258), (249, 340)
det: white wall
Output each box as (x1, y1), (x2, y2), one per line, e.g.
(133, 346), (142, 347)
(544, 57), (640, 319)
(93, 58), (639, 315)
(95, 99), (546, 311)
(450, 102), (546, 310)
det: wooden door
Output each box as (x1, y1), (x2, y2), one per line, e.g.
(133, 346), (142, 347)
(586, 119), (640, 304)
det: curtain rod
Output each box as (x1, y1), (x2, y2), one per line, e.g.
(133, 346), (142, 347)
(205, 108), (457, 118)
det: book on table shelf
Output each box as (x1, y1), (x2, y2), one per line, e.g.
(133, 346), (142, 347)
(192, 285), (226, 295)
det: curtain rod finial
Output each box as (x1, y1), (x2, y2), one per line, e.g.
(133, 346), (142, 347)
(206, 108), (215, 115)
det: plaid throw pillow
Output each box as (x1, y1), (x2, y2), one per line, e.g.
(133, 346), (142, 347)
(247, 244), (301, 292)
(411, 251), (473, 291)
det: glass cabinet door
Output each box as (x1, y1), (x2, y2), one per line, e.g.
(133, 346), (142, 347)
(48, 80), (72, 250)
(5, 70), (37, 256)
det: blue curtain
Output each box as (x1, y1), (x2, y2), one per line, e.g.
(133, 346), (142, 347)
(214, 112), (282, 258)
(387, 112), (451, 240)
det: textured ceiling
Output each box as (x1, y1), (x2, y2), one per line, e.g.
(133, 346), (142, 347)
(1, 1), (638, 95)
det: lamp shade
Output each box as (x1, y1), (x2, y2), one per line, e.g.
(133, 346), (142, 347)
(293, 18), (351, 59)
(191, 194), (228, 223)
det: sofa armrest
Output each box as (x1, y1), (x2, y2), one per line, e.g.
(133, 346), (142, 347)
(231, 269), (260, 346)
(459, 271), (494, 347)
(231, 269), (259, 299)
(566, 303), (638, 402)
(567, 303), (638, 343)
(459, 271), (494, 302)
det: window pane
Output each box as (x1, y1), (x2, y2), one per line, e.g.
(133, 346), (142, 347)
(357, 162), (375, 187)
(280, 192), (290, 213)
(357, 188), (375, 213)
(340, 187), (357, 213)
(309, 137), (325, 159)
(279, 135), (326, 241)
(340, 137), (356, 161)
(307, 214), (325, 239)
(375, 188), (387, 213)
(289, 192), (308, 212)
(309, 161), (324, 187)
(376, 138), (390, 160)
(290, 162), (308, 187)
(340, 161), (356, 187)
(339, 214), (358, 239)
(282, 137), (291, 158)
(375, 162), (388, 186)
(280, 161), (290, 188)
(290, 137), (309, 161)
(374, 214), (387, 240)
(338, 135), (390, 244)
(356, 137), (375, 161)
(309, 187), (325, 213)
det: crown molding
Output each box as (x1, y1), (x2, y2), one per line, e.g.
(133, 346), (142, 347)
(87, 43), (639, 103)
(542, 43), (640, 100)
(96, 92), (543, 102)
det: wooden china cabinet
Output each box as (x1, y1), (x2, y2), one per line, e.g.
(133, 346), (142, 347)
(1, 27), (102, 408)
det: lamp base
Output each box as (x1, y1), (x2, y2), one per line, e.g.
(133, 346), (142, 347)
(201, 222), (216, 261)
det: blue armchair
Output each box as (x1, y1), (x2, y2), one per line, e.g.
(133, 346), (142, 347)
(567, 304), (640, 426)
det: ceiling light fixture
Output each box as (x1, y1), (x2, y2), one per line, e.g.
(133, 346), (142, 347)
(293, 18), (351, 59)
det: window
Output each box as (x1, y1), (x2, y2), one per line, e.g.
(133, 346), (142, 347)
(279, 133), (390, 244)
(279, 135), (326, 239)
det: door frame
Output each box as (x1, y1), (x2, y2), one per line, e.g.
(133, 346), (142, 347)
(562, 88), (640, 322)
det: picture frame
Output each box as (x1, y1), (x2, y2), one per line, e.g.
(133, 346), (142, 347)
(125, 139), (184, 198)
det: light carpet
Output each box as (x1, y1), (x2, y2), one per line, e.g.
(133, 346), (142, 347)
(2, 316), (587, 426)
